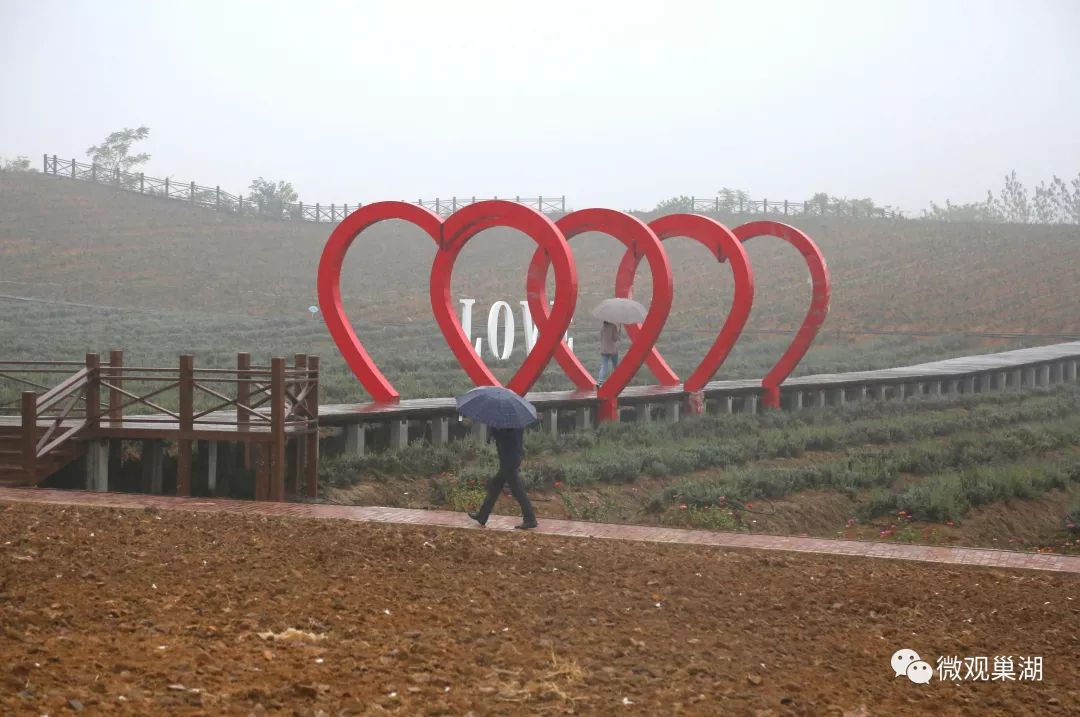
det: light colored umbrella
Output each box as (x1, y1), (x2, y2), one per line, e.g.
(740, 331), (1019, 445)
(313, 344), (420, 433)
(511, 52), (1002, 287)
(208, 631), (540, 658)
(455, 386), (538, 428)
(591, 297), (647, 324)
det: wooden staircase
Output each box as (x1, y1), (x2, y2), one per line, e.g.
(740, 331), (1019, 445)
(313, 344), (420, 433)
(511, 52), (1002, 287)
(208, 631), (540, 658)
(0, 425), (86, 487)
(0, 363), (93, 488)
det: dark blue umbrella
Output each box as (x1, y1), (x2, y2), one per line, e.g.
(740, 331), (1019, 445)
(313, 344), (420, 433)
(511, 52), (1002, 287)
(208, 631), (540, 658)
(455, 386), (538, 428)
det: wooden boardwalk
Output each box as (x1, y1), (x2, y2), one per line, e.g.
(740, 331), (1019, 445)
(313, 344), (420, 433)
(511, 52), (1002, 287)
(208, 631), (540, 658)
(315, 341), (1080, 424)
(3, 342), (1079, 495)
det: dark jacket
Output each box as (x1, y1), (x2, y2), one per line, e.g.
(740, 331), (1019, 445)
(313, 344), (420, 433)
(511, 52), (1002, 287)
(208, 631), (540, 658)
(491, 427), (525, 474)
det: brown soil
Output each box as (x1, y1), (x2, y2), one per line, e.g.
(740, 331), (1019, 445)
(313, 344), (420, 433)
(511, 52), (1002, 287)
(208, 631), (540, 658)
(2, 501), (1079, 716)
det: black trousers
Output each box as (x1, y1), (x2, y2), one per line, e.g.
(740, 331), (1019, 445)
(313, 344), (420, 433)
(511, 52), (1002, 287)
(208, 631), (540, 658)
(477, 468), (536, 523)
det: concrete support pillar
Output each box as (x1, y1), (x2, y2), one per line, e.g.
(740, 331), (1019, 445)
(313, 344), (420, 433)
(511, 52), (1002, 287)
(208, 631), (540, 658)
(873, 384), (886, 401)
(1011, 369), (1023, 390)
(430, 417), (449, 445)
(574, 406), (592, 432)
(829, 388), (845, 406)
(1067, 360), (1078, 383)
(1037, 365), (1050, 387)
(993, 372), (1007, 391)
(913, 383), (925, 397)
(743, 396), (758, 414)
(963, 376), (976, 394)
(978, 374), (993, 393)
(207, 442), (218, 495)
(792, 391), (804, 410)
(929, 381), (942, 396)
(86, 440), (108, 492)
(858, 386), (869, 401)
(344, 424), (365, 456)
(542, 410), (559, 436)
(665, 401), (680, 423)
(140, 440), (163, 494)
(635, 403), (652, 423)
(108, 440), (122, 491)
(470, 421), (488, 442)
(1050, 363), (1063, 385)
(389, 419), (409, 450)
(1022, 367), (1036, 388)
(722, 396), (734, 414)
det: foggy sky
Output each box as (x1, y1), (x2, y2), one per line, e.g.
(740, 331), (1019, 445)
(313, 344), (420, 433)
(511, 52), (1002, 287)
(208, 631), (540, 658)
(1, 0), (1078, 214)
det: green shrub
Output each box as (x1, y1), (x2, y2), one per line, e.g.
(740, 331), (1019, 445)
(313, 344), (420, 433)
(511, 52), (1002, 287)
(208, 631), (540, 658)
(433, 472), (488, 512)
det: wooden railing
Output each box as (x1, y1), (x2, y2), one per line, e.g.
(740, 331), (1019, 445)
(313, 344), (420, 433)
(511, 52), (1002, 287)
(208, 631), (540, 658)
(689, 196), (900, 219)
(416, 195), (566, 217)
(1, 351), (320, 499)
(41, 154), (565, 223)
(0, 360), (92, 415)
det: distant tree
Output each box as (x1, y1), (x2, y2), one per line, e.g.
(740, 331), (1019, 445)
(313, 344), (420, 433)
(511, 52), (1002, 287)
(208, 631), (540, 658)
(993, 170), (1031, 223)
(1069, 174), (1080, 224)
(651, 195), (695, 213)
(920, 170), (1080, 224)
(921, 193), (1002, 222)
(846, 197), (879, 217)
(717, 187), (751, 212)
(1031, 175), (1078, 225)
(808, 192), (831, 214)
(86, 126), (151, 173)
(0, 156), (33, 172)
(248, 177), (299, 219)
(1033, 180), (1057, 224)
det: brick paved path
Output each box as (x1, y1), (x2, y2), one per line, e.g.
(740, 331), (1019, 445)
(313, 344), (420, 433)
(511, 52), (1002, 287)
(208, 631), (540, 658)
(1, 487), (1078, 574)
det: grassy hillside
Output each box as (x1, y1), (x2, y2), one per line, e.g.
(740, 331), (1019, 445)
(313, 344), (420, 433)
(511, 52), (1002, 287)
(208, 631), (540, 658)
(2, 171), (1079, 403)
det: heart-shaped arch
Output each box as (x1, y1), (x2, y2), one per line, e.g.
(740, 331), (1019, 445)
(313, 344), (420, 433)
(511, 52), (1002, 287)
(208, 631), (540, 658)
(732, 220), (830, 408)
(525, 208), (675, 420)
(431, 200), (579, 396)
(616, 214), (755, 394)
(318, 200), (579, 402)
(317, 201), (443, 403)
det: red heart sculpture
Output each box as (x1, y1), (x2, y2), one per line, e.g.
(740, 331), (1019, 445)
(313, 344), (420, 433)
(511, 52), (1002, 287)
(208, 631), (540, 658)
(732, 220), (830, 408)
(431, 200), (578, 396)
(524, 208), (676, 421)
(317, 201), (443, 403)
(616, 214), (754, 394)
(318, 200), (578, 402)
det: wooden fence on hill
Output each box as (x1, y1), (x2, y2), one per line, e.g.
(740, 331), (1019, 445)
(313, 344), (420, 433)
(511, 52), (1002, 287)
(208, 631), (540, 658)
(40, 155), (564, 224)
(40, 153), (899, 223)
(689, 196), (900, 219)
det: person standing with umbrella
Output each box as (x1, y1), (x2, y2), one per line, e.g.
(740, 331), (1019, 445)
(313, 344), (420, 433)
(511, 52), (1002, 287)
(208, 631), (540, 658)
(456, 386), (539, 530)
(598, 321), (620, 384)
(592, 298), (648, 385)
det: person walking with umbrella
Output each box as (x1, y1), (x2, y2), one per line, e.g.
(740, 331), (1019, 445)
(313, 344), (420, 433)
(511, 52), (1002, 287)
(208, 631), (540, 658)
(592, 298), (648, 385)
(456, 386), (539, 530)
